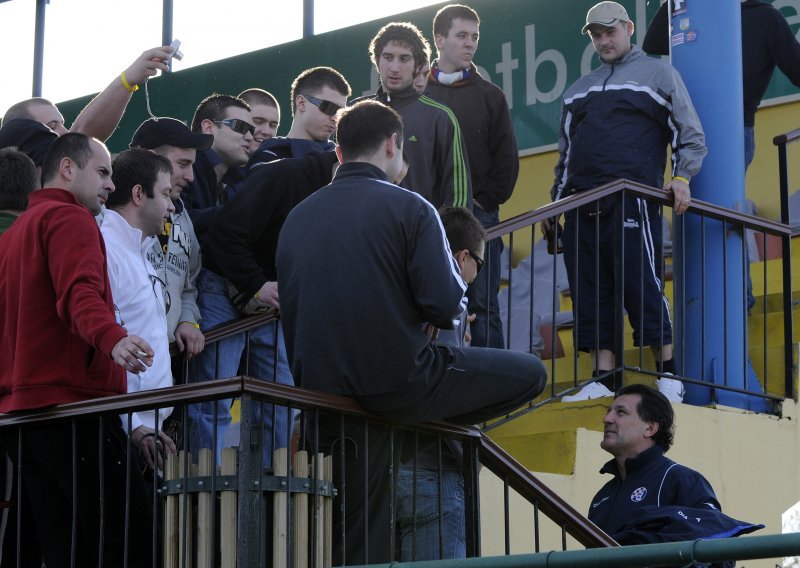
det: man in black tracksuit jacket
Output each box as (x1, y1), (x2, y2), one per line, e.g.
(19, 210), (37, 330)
(354, 22), (472, 209)
(277, 100), (546, 565)
(204, 150), (339, 300)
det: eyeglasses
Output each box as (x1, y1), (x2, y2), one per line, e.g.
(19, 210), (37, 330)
(301, 93), (342, 116)
(214, 118), (255, 137)
(468, 250), (485, 274)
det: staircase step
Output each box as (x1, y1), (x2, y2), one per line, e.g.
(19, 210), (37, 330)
(488, 400), (607, 475)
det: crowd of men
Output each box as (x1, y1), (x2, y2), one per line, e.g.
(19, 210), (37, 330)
(0, 0), (795, 564)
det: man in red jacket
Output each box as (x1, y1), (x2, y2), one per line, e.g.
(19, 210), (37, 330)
(0, 133), (156, 568)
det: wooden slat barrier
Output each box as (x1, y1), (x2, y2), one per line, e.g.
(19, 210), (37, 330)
(162, 448), (333, 567)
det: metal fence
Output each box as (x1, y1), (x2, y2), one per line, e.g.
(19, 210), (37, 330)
(0, 311), (613, 567)
(478, 179), (795, 429)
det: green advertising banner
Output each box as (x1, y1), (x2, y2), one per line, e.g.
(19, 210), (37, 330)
(59, 0), (800, 154)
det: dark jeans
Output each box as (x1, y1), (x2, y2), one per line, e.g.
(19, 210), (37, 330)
(0, 417), (154, 568)
(467, 206), (505, 348)
(313, 344), (546, 565)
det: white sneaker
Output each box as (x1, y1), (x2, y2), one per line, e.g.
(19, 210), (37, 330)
(657, 376), (685, 403)
(562, 382), (614, 402)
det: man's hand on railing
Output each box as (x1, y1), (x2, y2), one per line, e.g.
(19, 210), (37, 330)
(464, 313), (476, 344)
(174, 322), (205, 359)
(666, 177), (691, 215)
(424, 323), (440, 341)
(111, 335), (154, 374)
(255, 281), (280, 311)
(131, 425), (177, 471)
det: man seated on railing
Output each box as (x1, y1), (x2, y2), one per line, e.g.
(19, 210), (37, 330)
(552, 1), (707, 403)
(277, 100), (547, 565)
(0, 133), (155, 567)
(102, 148), (179, 473)
(590, 384), (762, 554)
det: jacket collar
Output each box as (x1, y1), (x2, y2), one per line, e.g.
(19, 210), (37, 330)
(101, 208), (158, 257)
(375, 85), (419, 109)
(600, 44), (643, 68)
(333, 162), (390, 183)
(600, 444), (665, 477)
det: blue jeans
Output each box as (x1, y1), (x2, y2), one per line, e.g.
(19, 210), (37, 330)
(396, 467), (465, 561)
(467, 206), (504, 348)
(188, 269), (293, 466)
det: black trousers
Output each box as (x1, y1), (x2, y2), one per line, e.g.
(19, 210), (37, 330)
(562, 195), (673, 353)
(0, 416), (155, 568)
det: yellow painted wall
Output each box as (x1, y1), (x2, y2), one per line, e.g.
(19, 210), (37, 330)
(502, 99), (800, 227)
(479, 399), (800, 566)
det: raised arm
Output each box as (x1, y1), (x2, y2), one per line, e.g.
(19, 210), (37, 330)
(70, 46), (173, 140)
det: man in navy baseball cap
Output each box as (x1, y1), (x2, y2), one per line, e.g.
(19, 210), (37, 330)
(131, 117), (211, 359)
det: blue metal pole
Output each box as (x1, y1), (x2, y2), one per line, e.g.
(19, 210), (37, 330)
(303, 0), (314, 38)
(32, 0), (47, 97)
(671, 0), (768, 411)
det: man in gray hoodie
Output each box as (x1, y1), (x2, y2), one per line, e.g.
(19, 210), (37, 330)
(131, 117), (213, 360)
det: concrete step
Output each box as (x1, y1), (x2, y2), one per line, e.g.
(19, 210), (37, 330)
(487, 400), (608, 475)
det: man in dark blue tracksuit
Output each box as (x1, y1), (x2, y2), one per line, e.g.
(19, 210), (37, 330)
(554, 2), (707, 402)
(277, 100), (546, 565)
(589, 385), (762, 565)
(589, 384), (721, 535)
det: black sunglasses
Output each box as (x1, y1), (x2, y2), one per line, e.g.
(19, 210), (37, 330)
(301, 93), (342, 116)
(468, 250), (485, 274)
(214, 118), (255, 137)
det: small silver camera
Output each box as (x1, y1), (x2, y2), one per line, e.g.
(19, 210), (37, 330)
(169, 39), (184, 61)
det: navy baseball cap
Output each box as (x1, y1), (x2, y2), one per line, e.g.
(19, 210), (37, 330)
(130, 117), (213, 151)
(0, 119), (58, 167)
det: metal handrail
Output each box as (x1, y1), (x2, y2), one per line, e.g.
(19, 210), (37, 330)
(355, 532), (800, 567)
(479, 177), (795, 427)
(0, 378), (615, 551)
(476, 435), (616, 548)
(486, 178), (791, 241)
(773, 129), (799, 399)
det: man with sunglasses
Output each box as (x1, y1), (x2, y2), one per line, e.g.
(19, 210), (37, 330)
(182, 93), (254, 239)
(102, 149), (178, 471)
(248, 67), (351, 166)
(356, 21), (472, 210)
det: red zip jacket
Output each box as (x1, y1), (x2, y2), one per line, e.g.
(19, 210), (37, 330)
(0, 188), (127, 412)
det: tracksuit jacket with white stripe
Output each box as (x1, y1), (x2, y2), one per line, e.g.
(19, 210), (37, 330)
(551, 45), (706, 200)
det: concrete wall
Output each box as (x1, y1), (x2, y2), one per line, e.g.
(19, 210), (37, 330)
(479, 399), (800, 566)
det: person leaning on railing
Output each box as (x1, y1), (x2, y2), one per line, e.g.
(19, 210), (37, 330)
(0, 133), (156, 568)
(551, 1), (707, 404)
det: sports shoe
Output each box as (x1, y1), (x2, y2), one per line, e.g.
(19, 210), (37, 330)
(657, 375), (684, 403)
(562, 382), (614, 402)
